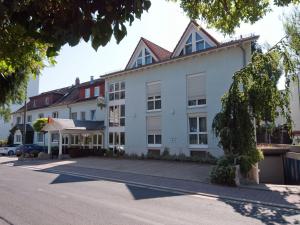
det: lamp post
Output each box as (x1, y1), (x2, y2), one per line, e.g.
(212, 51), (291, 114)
(22, 88), (27, 144)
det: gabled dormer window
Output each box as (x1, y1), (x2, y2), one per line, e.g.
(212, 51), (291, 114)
(185, 34), (193, 54)
(133, 48), (154, 68)
(180, 32), (213, 56)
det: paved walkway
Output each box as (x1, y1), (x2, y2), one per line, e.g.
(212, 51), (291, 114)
(1, 156), (299, 209)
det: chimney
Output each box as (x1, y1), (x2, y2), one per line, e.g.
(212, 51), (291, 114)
(75, 77), (80, 85)
(90, 76), (94, 84)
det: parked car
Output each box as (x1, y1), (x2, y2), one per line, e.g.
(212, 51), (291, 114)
(0, 144), (19, 156)
(15, 144), (46, 157)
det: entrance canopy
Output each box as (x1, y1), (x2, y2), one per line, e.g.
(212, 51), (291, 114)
(42, 118), (105, 132)
(42, 118), (105, 157)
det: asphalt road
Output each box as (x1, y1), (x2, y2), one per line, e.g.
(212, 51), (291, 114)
(0, 164), (299, 225)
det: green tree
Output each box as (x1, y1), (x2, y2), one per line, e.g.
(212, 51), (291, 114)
(32, 118), (48, 132)
(173, 0), (300, 34)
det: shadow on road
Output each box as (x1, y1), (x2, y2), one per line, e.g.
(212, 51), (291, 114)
(2, 157), (300, 224)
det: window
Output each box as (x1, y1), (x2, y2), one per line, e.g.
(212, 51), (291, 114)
(94, 86), (100, 97)
(133, 48), (154, 68)
(188, 116), (208, 146)
(71, 112), (77, 120)
(38, 113), (44, 118)
(45, 97), (49, 105)
(109, 105), (125, 127)
(52, 111), (59, 118)
(81, 111), (86, 121)
(15, 134), (22, 143)
(85, 88), (90, 98)
(51, 133), (59, 142)
(71, 135), (79, 145)
(187, 74), (206, 107)
(16, 117), (21, 124)
(147, 82), (161, 111)
(33, 100), (36, 107)
(27, 115), (32, 123)
(185, 34), (193, 54)
(109, 81), (125, 101)
(90, 110), (96, 120)
(37, 132), (44, 143)
(92, 134), (102, 147)
(109, 132), (125, 147)
(195, 33), (205, 51)
(147, 116), (161, 146)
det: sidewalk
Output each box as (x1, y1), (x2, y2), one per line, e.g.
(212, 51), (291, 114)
(1, 156), (299, 209)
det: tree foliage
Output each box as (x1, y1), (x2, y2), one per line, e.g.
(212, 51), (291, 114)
(212, 30), (298, 174)
(32, 118), (48, 132)
(172, 0), (299, 34)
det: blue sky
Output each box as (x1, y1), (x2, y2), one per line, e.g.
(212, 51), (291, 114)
(39, 0), (293, 92)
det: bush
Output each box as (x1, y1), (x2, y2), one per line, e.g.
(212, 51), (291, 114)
(30, 150), (40, 158)
(210, 156), (236, 186)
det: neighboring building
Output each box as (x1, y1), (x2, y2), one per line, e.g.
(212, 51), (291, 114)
(0, 76), (39, 140)
(12, 21), (258, 158)
(103, 21), (257, 157)
(291, 73), (300, 144)
(12, 77), (105, 147)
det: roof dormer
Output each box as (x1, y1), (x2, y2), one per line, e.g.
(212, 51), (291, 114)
(126, 38), (171, 69)
(172, 21), (219, 57)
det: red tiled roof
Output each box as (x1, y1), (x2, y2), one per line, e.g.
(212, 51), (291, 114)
(141, 37), (172, 61)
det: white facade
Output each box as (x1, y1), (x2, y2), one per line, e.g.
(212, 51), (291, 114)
(291, 73), (300, 143)
(0, 76), (39, 140)
(104, 40), (253, 157)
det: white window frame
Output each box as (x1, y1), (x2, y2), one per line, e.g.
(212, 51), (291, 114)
(16, 116), (21, 124)
(71, 112), (77, 120)
(147, 134), (162, 147)
(94, 86), (100, 97)
(52, 111), (59, 118)
(90, 110), (96, 120)
(188, 116), (208, 148)
(92, 134), (103, 148)
(51, 133), (59, 143)
(133, 48), (154, 68)
(187, 73), (206, 108)
(37, 132), (44, 143)
(45, 97), (49, 105)
(15, 134), (22, 144)
(108, 81), (125, 102)
(27, 115), (32, 123)
(71, 135), (79, 145)
(85, 88), (90, 98)
(147, 95), (161, 111)
(109, 132), (125, 148)
(109, 105), (125, 127)
(81, 111), (86, 121)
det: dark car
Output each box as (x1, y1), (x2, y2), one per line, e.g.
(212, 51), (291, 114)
(15, 144), (46, 157)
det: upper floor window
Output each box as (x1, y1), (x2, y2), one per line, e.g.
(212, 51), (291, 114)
(180, 32), (212, 56)
(81, 111), (86, 121)
(94, 86), (100, 97)
(85, 88), (90, 98)
(133, 48), (154, 68)
(38, 113), (44, 118)
(90, 110), (96, 120)
(187, 74), (206, 107)
(45, 97), (49, 105)
(147, 81), (161, 111)
(33, 100), (36, 107)
(185, 34), (193, 54)
(16, 117), (21, 124)
(109, 105), (125, 127)
(27, 115), (32, 123)
(52, 111), (59, 118)
(71, 112), (77, 120)
(109, 81), (125, 101)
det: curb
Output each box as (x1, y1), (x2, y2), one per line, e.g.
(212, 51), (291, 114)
(32, 166), (300, 211)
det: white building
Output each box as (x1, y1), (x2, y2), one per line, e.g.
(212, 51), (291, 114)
(291, 73), (300, 144)
(103, 21), (256, 157)
(0, 77), (39, 140)
(12, 21), (258, 158)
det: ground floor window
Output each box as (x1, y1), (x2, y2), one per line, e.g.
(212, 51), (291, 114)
(37, 132), (44, 143)
(51, 133), (59, 143)
(93, 134), (102, 147)
(147, 134), (162, 146)
(188, 116), (208, 146)
(62, 136), (69, 146)
(109, 132), (125, 147)
(15, 134), (22, 143)
(71, 135), (79, 145)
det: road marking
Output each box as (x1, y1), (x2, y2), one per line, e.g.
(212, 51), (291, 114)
(121, 213), (164, 225)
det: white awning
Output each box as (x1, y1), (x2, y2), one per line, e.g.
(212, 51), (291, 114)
(42, 118), (86, 132)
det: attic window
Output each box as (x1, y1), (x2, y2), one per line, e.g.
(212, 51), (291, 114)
(133, 48), (154, 68)
(45, 97), (49, 105)
(185, 34), (193, 54)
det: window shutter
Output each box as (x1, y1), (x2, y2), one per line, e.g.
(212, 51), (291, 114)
(147, 82), (161, 96)
(187, 74), (206, 99)
(147, 116), (161, 134)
